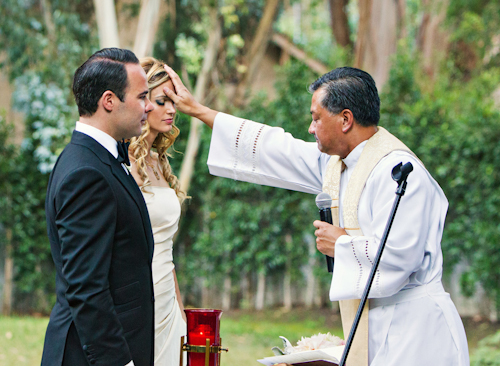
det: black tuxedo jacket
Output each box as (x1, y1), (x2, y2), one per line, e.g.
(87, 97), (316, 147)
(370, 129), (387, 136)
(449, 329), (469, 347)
(41, 131), (155, 366)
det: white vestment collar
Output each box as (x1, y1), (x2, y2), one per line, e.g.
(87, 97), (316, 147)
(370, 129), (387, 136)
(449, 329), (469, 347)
(339, 140), (368, 225)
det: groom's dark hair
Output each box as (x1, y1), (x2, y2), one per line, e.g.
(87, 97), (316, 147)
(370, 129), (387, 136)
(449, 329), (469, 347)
(72, 48), (139, 117)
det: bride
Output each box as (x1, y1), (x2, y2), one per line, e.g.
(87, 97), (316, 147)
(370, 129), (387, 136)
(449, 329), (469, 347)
(129, 56), (187, 365)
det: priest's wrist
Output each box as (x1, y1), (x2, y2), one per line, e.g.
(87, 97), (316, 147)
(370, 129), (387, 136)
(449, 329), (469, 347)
(316, 239), (335, 257)
(193, 106), (217, 129)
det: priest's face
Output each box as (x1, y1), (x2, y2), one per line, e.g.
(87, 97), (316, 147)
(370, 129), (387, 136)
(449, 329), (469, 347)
(309, 89), (349, 157)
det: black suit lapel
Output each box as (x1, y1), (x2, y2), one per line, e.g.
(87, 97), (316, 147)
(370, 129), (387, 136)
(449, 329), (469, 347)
(109, 162), (155, 262)
(70, 131), (155, 263)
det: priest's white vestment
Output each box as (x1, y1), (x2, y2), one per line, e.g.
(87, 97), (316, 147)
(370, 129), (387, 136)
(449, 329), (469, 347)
(207, 113), (469, 366)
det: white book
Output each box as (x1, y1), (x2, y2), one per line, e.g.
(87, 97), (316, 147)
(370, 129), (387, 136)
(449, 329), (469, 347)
(257, 345), (345, 366)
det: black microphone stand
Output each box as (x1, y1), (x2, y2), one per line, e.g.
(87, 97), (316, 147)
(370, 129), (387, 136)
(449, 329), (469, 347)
(338, 162), (413, 366)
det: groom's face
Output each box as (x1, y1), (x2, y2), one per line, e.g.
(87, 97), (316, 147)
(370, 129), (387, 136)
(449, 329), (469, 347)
(114, 63), (154, 140)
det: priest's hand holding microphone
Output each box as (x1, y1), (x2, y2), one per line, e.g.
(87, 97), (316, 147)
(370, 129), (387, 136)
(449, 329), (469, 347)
(313, 222), (346, 257)
(314, 193), (347, 270)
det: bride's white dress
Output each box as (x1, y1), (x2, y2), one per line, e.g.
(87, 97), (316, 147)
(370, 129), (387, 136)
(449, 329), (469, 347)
(142, 186), (187, 365)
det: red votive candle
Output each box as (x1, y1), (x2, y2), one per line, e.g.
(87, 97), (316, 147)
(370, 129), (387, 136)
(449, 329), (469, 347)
(185, 309), (222, 366)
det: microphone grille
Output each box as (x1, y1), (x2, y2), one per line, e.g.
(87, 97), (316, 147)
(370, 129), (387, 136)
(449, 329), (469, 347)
(315, 192), (332, 209)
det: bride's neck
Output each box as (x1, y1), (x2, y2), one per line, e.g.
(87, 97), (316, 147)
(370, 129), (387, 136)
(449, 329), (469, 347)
(145, 131), (159, 161)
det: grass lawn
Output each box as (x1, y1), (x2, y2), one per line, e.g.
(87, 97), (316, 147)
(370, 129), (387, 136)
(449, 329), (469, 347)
(0, 309), (341, 365)
(0, 309), (497, 365)
(221, 309), (343, 365)
(0, 315), (49, 364)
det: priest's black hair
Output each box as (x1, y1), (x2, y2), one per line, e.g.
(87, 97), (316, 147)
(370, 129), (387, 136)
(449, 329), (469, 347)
(309, 67), (380, 127)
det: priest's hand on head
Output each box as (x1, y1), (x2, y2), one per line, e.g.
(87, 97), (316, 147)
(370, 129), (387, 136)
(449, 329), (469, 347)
(162, 64), (217, 128)
(313, 220), (347, 257)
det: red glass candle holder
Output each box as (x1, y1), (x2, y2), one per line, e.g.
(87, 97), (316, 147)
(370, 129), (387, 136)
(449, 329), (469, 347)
(181, 309), (228, 366)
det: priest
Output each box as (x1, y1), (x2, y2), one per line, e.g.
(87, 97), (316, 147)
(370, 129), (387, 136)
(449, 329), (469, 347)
(163, 65), (469, 366)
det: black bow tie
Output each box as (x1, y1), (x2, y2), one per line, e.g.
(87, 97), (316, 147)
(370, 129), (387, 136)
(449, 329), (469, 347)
(117, 140), (130, 166)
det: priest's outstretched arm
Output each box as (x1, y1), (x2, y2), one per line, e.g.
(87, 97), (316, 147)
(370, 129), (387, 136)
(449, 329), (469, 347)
(163, 64), (329, 194)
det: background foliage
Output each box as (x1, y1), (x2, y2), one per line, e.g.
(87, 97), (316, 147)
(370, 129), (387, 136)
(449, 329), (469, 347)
(381, 43), (500, 311)
(0, 0), (499, 329)
(471, 330), (500, 366)
(0, 0), (97, 313)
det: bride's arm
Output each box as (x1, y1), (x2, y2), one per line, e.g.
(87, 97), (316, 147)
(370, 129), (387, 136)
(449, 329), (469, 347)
(173, 269), (187, 322)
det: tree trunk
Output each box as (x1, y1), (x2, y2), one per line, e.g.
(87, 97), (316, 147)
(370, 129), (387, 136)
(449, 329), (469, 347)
(40, 0), (56, 44)
(233, 0), (281, 107)
(396, 0), (406, 39)
(239, 272), (252, 309)
(93, 0), (120, 48)
(484, 34), (500, 65)
(304, 263), (315, 308)
(164, 0), (177, 65)
(222, 275), (232, 310)
(178, 8), (221, 195)
(283, 233), (293, 310)
(417, 0), (449, 79)
(292, 2), (302, 42)
(328, 0), (352, 48)
(353, 0), (372, 69)
(2, 229), (13, 316)
(283, 262), (292, 310)
(265, 276), (277, 307)
(314, 278), (323, 308)
(200, 277), (210, 308)
(255, 271), (266, 310)
(354, 0), (404, 89)
(304, 234), (317, 309)
(133, 0), (162, 59)
(169, 0), (176, 30)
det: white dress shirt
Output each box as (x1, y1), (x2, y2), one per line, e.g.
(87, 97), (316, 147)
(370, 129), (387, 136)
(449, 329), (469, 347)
(75, 122), (130, 175)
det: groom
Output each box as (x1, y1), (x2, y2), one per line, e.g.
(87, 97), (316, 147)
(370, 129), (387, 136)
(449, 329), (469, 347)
(42, 48), (155, 366)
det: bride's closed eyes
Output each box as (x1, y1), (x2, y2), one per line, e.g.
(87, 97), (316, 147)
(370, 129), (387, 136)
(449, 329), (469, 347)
(155, 97), (173, 107)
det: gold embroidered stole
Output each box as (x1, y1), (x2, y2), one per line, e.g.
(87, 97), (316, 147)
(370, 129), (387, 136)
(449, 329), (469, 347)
(323, 127), (416, 366)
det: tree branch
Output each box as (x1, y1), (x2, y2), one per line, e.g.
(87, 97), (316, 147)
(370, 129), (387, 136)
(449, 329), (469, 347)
(178, 8), (222, 195)
(271, 33), (329, 74)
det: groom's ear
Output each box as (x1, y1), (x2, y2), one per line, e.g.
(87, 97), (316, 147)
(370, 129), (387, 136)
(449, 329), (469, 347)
(100, 90), (117, 113)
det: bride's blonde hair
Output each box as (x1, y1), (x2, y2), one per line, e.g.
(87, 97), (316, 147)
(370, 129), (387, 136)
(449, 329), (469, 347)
(129, 57), (186, 202)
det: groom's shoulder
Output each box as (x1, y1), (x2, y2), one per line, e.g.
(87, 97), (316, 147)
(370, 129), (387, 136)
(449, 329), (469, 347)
(49, 142), (111, 190)
(54, 144), (103, 174)
(57, 133), (111, 168)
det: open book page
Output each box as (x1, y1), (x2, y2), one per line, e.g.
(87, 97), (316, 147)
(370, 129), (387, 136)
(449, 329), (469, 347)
(257, 345), (344, 366)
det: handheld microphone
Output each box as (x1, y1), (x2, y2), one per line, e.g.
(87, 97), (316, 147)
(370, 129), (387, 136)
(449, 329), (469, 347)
(315, 192), (334, 273)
